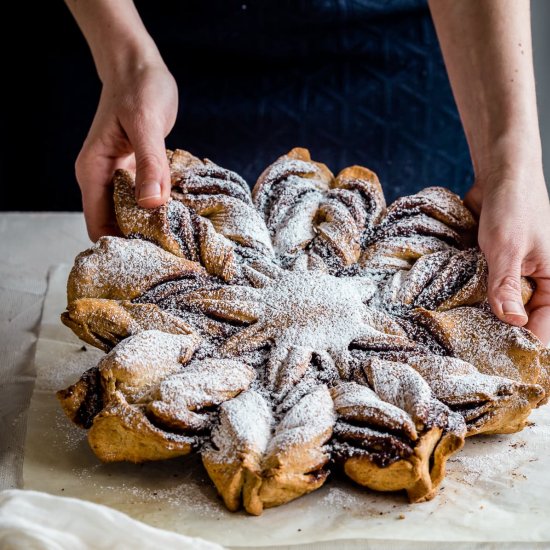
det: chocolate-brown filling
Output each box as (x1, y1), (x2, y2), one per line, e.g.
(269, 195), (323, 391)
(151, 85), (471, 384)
(57, 366), (103, 429)
(167, 200), (200, 261)
(375, 213), (462, 247)
(415, 249), (478, 309)
(333, 421), (414, 467)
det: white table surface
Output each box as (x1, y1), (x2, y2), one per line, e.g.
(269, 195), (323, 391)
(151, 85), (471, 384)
(0, 213), (90, 490)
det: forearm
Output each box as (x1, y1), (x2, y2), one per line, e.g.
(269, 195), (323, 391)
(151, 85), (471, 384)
(428, 0), (542, 183)
(64, 0), (164, 83)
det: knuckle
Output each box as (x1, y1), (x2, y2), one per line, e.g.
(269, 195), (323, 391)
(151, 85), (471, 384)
(493, 274), (523, 295)
(135, 150), (163, 172)
(483, 238), (524, 266)
(129, 105), (160, 131)
(485, 232), (520, 253)
(74, 148), (91, 184)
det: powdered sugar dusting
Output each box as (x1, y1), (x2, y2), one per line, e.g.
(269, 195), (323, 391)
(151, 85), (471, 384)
(253, 157), (327, 216)
(155, 359), (255, 415)
(364, 358), (434, 427)
(272, 190), (324, 257)
(267, 385), (334, 454)
(415, 307), (541, 384)
(407, 355), (517, 405)
(206, 390), (273, 463)
(68, 236), (195, 301)
(96, 330), (199, 404)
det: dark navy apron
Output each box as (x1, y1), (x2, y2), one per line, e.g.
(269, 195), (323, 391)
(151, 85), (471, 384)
(142, 0), (473, 201)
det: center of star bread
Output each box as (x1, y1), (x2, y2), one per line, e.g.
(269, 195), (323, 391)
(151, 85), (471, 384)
(260, 270), (378, 350)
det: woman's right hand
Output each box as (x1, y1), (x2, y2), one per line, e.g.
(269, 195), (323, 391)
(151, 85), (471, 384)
(75, 62), (178, 241)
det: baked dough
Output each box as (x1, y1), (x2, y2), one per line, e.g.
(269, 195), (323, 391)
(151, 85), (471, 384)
(58, 148), (548, 514)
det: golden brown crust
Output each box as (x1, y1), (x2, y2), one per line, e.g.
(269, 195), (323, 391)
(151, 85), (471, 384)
(61, 298), (197, 352)
(89, 391), (195, 463)
(202, 386), (334, 515)
(400, 354), (545, 436)
(67, 236), (204, 303)
(360, 236), (455, 271)
(57, 366), (103, 428)
(114, 150), (276, 284)
(252, 148), (383, 270)
(113, 169), (187, 257)
(535, 347), (550, 404)
(331, 359), (467, 502)
(343, 426), (453, 502)
(413, 307), (544, 386)
(387, 249), (534, 312)
(59, 331), (202, 462)
(334, 165), (386, 226)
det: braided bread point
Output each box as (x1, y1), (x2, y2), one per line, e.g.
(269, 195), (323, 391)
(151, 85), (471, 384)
(333, 165), (386, 232)
(201, 390), (272, 513)
(169, 149), (251, 203)
(115, 150), (275, 283)
(332, 363), (465, 503)
(253, 148), (387, 272)
(169, 149), (275, 281)
(114, 169), (191, 258)
(147, 359), (255, 432)
(401, 354), (545, 436)
(67, 237), (204, 303)
(360, 186), (476, 270)
(383, 249), (534, 313)
(57, 331), (199, 425)
(57, 331), (201, 462)
(413, 307), (548, 394)
(61, 298), (197, 351)
(360, 235), (456, 271)
(383, 186), (476, 233)
(88, 391), (196, 463)
(58, 331), (257, 463)
(203, 385), (335, 515)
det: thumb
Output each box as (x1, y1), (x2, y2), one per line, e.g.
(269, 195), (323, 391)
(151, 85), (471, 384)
(127, 123), (171, 208)
(486, 252), (528, 326)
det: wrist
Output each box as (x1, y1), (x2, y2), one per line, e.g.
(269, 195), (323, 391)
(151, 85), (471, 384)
(65, 0), (165, 85)
(471, 131), (544, 191)
(95, 35), (165, 85)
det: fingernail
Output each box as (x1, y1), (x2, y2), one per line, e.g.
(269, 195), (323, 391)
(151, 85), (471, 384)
(502, 300), (527, 317)
(138, 182), (161, 202)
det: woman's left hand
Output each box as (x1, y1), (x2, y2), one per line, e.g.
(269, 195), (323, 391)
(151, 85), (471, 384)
(465, 168), (550, 346)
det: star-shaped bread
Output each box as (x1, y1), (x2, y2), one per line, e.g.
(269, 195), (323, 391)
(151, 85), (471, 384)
(58, 148), (549, 515)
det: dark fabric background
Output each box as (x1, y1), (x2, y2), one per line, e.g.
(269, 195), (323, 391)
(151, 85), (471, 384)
(1, 0), (473, 212)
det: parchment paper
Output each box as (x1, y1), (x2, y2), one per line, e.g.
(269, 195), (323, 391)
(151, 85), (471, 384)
(23, 265), (550, 548)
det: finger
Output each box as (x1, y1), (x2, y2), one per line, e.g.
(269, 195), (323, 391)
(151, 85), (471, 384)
(486, 249), (528, 326)
(526, 306), (550, 346)
(525, 278), (550, 345)
(125, 120), (171, 208)
(76, 147), (131, 241)
(463, 186), (482, 218)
